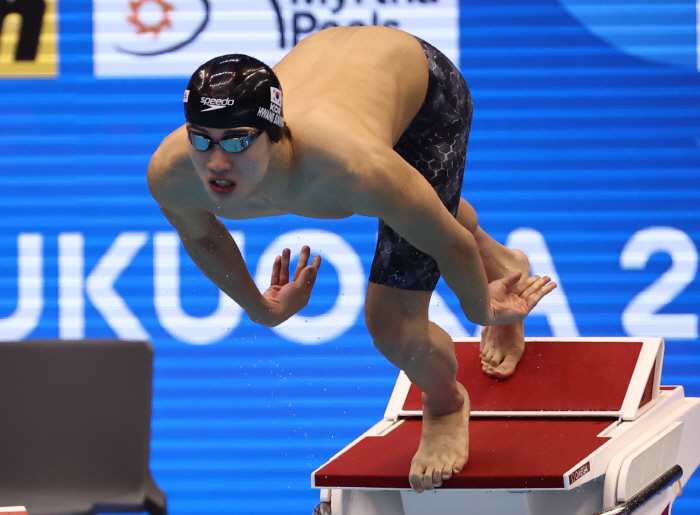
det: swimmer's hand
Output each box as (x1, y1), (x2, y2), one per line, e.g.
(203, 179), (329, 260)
(486, 271), (556, 326)
(256, 246), (322, 327)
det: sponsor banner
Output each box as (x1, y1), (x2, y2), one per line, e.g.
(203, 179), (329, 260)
(0, 0), (58, 78)
(93, 0), (458, 77)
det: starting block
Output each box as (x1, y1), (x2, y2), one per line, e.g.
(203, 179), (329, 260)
(312, 338), (700, 515)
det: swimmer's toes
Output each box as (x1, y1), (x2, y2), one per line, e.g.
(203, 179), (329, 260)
(409, 477), (425, 493)
(488, 350), (504, 368)
(483, 364), (496, 377)
(479, 337), (491, 355)
(422, 467), (436, 490)
(409, 464), (426, 493)
(442, 459), (456, 480)
(432, 467), (443, 488)
(454, 455), (468, 475)
(491, 354), (519, 380)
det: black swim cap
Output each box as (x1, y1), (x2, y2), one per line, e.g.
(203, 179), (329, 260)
(184, 54), (285, 142)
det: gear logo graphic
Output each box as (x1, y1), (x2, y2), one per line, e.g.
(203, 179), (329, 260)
(126, 0), (175, 39)
(114, 0), (210, 56)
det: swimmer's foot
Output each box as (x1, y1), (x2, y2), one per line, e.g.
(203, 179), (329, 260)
(480, 248), (530, 380)
(409, 383), (470, 493)
(480, 322), (525, 380)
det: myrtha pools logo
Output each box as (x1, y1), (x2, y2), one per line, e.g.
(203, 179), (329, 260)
(93, 0), (457, 75)
(267, 0), (433, 49)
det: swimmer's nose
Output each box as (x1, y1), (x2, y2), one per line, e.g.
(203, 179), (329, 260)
(207, 145), (233, 173)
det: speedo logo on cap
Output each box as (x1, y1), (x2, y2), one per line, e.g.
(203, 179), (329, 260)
(200, 96), (235, 112)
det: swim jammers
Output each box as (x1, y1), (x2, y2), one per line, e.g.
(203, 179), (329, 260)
(368, 38), (473, 291)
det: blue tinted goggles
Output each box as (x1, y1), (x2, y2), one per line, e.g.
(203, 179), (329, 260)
(187, 128), (261, 153)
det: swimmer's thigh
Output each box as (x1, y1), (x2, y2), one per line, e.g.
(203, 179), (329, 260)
(364, 282), (432, 344)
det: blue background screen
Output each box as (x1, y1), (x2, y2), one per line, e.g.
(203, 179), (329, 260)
(1, 0), (698, 513)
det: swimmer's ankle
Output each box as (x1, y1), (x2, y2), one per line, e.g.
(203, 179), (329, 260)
(422, 386), (465, 417)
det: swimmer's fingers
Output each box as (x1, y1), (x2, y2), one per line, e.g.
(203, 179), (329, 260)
(292, 246), (311, 282)
(520, 276), (557, 311)
(270, 255), (282, 286)
(279, 248), (291, 285)
(511, 275), (539, 296)
(298, 255), (322, 291)
(517, 275), (550, 297)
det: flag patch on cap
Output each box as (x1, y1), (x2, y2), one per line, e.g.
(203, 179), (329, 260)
(270, 87), (282, 107)
(184, 90), (190, 102)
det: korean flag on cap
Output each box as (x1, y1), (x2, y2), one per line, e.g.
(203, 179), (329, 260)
(270, 87), (282, 107)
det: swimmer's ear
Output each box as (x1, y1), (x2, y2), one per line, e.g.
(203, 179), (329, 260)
(270, 124), (292, 144)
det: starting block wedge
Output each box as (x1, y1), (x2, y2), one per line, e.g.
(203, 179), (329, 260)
(312, 337), (700, 515)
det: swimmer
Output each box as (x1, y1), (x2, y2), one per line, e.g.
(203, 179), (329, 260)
(148, 26), (557, 494)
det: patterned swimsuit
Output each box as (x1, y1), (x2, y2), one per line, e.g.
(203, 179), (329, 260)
(368, 38), (473, 291)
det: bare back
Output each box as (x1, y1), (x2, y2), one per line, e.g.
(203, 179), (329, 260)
(275, 26), (429, 146)
(149, 26), (430, 224)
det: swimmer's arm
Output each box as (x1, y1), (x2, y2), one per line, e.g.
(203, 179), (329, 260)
(347, 155), (495, 326)
(146, 137), (267, 324)
(156, 204), (276, 325)
(153, 204), (321, 326)
(147, 158), (313, 327)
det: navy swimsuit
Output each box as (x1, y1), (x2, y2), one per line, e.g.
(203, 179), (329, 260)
(368, 38), (474, 291)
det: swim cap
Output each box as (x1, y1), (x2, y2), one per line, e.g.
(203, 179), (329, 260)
(184, 54), (285, 142)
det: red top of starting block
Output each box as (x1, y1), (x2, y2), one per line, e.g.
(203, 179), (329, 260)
(314, 417), (614, 489)
(390, 338), (662, 419)
(314, 338), (667, 491)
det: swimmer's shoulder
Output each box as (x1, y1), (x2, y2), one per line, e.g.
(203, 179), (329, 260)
(291, 115), (399, 202)
(147, 125), (207, 213)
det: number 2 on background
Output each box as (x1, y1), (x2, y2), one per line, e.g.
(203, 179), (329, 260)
(621, 227), (698, 339)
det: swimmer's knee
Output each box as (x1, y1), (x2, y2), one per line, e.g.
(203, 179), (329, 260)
(366, 315), (399, 354)
(365, 283), (432, 364)
(369, 324), (429, 367)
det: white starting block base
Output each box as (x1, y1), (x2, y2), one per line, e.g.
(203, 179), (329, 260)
(313, 338), (699, 515)
(326, 476), (680, 515)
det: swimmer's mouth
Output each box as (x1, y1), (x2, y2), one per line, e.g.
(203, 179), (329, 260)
(209, 178), (236, 194)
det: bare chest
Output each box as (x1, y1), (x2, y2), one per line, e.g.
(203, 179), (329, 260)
(286, 183), (356, 219)
(209, 166), (356, 221)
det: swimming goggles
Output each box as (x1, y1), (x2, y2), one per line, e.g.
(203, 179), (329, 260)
(187, 128), (261, 153)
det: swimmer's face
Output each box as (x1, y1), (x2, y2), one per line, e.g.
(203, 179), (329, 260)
(186, 124), (272, 200)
